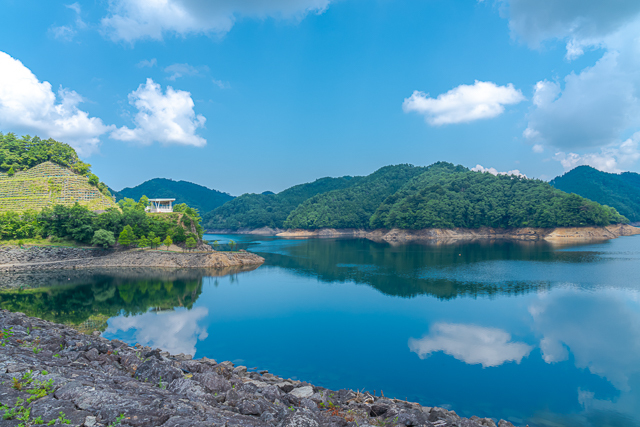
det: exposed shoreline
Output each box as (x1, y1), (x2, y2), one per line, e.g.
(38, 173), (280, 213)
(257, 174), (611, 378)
(0, 245), (265, 273)
(0, 310), (515, 427)
(207, 224), (640, 243)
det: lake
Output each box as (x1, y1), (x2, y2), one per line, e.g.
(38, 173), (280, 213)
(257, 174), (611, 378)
(2, 234), (640, 427)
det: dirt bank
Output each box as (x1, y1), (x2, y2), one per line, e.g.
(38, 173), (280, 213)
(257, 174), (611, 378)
(274, 224), (640, 243)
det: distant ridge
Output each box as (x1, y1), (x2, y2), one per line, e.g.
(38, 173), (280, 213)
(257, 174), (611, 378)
(550, 166), (640, 222)
(114, 178), (233, 215)
(0, 161), (118, 212)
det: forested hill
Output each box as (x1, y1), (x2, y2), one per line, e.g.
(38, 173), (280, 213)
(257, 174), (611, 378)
(114, 178), (233, 215)
(369, 166), (626, 229)
(205, 162), (628, 231)
(203, 176), (358, 230)
(284, 164), (432, 229)
(550, 166), (640, 222)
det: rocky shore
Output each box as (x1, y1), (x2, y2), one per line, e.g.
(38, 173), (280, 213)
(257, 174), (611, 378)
(0, 310), (516, 427)
(0, 246), (265, 272)
(209, 224), (640, 243)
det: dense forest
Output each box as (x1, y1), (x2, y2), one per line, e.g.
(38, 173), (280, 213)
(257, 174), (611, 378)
(205, 162), (629, 231)
(284, 164), (430, 229)
(113, 178), (234, 216)
(0, 132), (111, 197)
(203, 176), (358, 230)
(550, 165), (640, 222)
(370, 164), (626, 229)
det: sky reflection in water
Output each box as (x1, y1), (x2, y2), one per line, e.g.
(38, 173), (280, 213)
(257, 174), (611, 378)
(3, 234), (640, 426)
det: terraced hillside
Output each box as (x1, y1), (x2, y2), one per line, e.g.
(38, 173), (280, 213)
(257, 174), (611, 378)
(0, 161), (117, 212)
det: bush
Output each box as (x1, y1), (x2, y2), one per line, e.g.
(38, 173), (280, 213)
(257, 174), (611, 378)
(92, 229), (115, 248)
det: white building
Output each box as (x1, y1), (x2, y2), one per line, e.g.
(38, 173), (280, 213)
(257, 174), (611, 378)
(147, 198), (175, 213)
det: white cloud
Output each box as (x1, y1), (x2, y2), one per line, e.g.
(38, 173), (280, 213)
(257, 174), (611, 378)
(408, 323), (533, 368)
(111, 78), (207, 147)
(164, 63), (207, 81)
(500, 0), (640, 49)
(106, 307), (209, 356)
(532, 144), (544, 153)
(136, 58), (157, 68)
(101, 0), (333, 43)
(500, 1), (640, 170)
(553, 133), (640, 173)
(0, 51), (112, 156)
(213, 79), (231, 90)
(471, 164), (527, 178)
(403, 81), (525, 126)
(50, 25), (76, 41)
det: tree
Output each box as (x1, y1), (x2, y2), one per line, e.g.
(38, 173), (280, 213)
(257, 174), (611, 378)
(137, 235), (149, 249)
(186, 237), (197, 251)
(163, 235), (173, 251)
(152, 237), (162, 249)
(212, 240), (219, 251)
(92, 229), (115, 248)
(87, 173), (99, 186)
(229, 239), (236, 251)
(7, 166), (14, 177)
(118, 225), (136, 247)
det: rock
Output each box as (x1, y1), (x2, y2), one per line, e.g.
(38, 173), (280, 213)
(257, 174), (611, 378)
(370, 403), (389, 417)
(290, 386), (314, 399)
(195, 372), (232, 394)
(280, 410), (320, 427)
(84, 415), (97, 426)
(498, 421), (515, 427)
(135, 358), (183, 385)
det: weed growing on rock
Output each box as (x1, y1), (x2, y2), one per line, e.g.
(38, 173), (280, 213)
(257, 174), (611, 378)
(0, 327), (14, 346)
(107, 413), (126, 426)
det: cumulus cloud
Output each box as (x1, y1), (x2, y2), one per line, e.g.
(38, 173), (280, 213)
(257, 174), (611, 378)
(471, 165), (527, 178)
(105, 307), (209, 356)
(111, 78), (207, 147)
(499, 0), (640, 171)
(408, 323), (533, 368)
(403, 81), (525, 126)
(101, 0), (333, 43)
(50, 2), (87, 41)
(500, 0), (640, 49)
(553, 133), (640, 173)
(0, 51), (112, 156)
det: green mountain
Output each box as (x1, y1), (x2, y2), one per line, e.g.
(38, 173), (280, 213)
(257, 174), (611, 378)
(371, 164), (626, 229)
(550, 166), (640, 222)
(284, 164), (429, 229)
(115, 178), (233, 215)
(203, 176), (358, 230)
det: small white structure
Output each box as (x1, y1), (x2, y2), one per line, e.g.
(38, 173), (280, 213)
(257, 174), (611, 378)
(147, 198), (175, 213)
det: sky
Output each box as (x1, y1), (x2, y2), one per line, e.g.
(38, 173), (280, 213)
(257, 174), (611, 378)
(1, 0), (639, 195)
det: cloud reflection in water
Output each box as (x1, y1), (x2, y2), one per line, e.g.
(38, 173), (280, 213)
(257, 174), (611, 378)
(409, 323), (533, 367)
(105, 307), (209, 356)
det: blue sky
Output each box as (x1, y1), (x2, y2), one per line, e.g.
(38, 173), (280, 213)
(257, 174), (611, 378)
(1, 0), (639, 195)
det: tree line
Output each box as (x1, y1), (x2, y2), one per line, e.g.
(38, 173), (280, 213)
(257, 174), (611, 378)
(0, 196), (203, 251)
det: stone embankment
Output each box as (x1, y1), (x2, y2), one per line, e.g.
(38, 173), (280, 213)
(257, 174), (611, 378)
(0, 310), (517, 427)
(0, 246), (264, 272)
(272, 224), (640, 243)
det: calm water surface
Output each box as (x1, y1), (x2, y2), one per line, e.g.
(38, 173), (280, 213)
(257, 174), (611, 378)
(2, 234), (640, 427)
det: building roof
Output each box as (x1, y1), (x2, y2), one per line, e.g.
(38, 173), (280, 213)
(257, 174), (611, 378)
(148, 198), (176, 202)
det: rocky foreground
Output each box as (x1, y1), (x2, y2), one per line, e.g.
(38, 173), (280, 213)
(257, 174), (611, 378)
(0, 246), (264, 272)
(0, 310), (516, 427)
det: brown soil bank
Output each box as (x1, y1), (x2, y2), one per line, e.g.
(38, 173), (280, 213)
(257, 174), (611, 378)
(275, 224), (640, 243)
(0, 246), (264, 272)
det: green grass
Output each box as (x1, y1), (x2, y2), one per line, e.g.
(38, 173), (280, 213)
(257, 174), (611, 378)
(0, 237), (91, 248)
